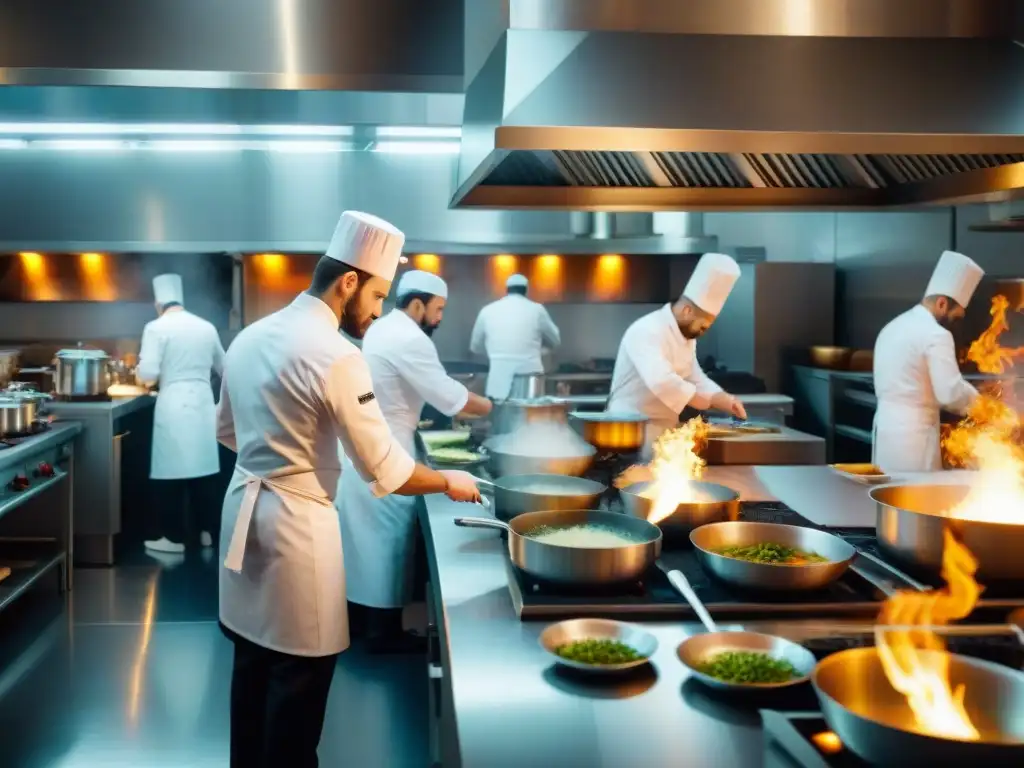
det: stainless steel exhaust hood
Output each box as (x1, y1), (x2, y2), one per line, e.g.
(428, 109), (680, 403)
(454, 0), (1024, 211)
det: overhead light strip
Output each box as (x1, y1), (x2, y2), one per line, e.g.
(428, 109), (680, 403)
(0, 122), (461, 139)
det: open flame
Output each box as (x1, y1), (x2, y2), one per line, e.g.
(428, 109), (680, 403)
(965, 293), (1024, 374)
(615, 418), (711, 525)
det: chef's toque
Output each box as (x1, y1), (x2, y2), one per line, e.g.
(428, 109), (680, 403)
(924, 250), (984, 308)
(153, 274), (184, 305)
(396, 270), (448, 299)
(325, 210), (405, 282)
(506, 274), (529, 289)
(682, 252), (741, 315)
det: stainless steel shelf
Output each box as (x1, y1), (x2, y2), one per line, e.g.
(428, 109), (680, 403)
(0, 466), (68, 525)
(0, 544), (66, 614)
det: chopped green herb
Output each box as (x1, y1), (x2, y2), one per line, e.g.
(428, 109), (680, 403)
(711, 542), (829, 565)
(555, 638), (646, 666)
(697, 651), (800, 684)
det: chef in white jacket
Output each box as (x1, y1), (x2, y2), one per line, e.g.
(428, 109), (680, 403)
(338, 270), (492, 653)
(469, 273), (561, 399)
(607, 252), (747, 457)
(137, 273), (225, 554)
(216, 212), (481, 768)
(872, 250), (984, 473)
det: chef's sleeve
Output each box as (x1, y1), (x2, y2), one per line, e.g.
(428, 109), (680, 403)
(215, 374), (238, 452)
(624, 331), (697, 414)
(212, 330), (226, 377)
(324, 354), (416, 497)
(926, 333), (979, 413)
(539, 307), (561, 348)
(688, 353), (724, 396)
(405, 339), (470, 417)
(136, 323), (163, 385)
(469, 312), (486, 355)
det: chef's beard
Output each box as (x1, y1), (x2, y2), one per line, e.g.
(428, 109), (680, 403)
(679, 321), (705, 340)
(340, 293), (375, 339)
(421, 319), (440, 337)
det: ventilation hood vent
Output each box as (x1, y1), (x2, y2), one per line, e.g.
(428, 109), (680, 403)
(454, 0), (1024, 211)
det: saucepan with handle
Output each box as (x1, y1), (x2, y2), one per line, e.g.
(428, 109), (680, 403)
(472, 473), (607, 522)
(454, 509), (661, 587)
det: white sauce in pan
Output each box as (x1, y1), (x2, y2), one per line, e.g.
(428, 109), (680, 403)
(512, 480), (591, 495)
(528, 524), (640, 548)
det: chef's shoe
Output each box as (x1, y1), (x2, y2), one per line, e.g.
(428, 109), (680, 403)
(144, 537), (185, 554)
(200, 531), (213, 548)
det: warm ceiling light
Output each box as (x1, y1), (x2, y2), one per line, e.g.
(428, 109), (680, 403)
(80, 252), (105, 272)
(591, 254), (626, 300)
(489, 254), (520, 295)
(18, 251), (44, 273)
(412, 254), (441, 274)
(531, 254), (564, 301)
(253, 253), (288, 282)
(18, 252), (59, 300)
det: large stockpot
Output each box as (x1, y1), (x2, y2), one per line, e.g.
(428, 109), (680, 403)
(0, 350), (20, 388)
(54, 348), (111, 397)
(476, 474), (607, 522)
(620, 480), (740, 535)
(570, 411), (648, 453)
(0, 396), (37, 436)
(454, 509), (662, 586)
(871, 483), (1024, 581)
(813, 647), (1024, 766)
(508, 373), (547, 400)
(490, 396), (569, 435)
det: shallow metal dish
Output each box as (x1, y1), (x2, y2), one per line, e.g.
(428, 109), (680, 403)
(677, 630), (816, 691)
(813, 647), (1024, 766)
(829, 463), (891, 485)
(620, 480), (740, 534)
(482, 440), (596, 478)
(539, 618), (658, 674)
(690, 521), (857, 592)
(477, 473), (606, 522)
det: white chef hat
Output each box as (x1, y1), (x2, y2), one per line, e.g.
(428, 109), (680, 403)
(682, 252), (741, 315)
(924, 250), (984, 308)
(396, 270), (448, 299)
(325, 210), (405, 282)
(506, 274), (529, 289)
(152, 274), (184, 305)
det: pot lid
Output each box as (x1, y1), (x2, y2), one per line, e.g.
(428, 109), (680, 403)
(57, 348), (109, 359)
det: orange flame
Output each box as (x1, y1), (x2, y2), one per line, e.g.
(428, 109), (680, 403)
(615, 418), (712, 525)
(966, 294), (1024, 374)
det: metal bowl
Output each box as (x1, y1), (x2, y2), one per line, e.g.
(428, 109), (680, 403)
(677, 630), (816, 691)
(690, 521), (857, 591)
(619, 480), (740, 534)
(813, 647), (1024, 766)
(539, 618), (658, 674)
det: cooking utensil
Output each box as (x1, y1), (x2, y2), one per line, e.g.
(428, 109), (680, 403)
(453, 509), (662, 586)
(54, 347), (111, 397)
(508, 373), (547, 400)
(830, 463), (890, 485)
(482, 437), (596, 478)
(538, 618), (658, 674)
(809, 346), (852, 370)
(570, 411), (648, 453)
(620, 480), (740, 535)
(667, 569), (816, 691)
(813, 647), (1024, 766)
(490, 396), (569, 435)
(871, 483), (1024, 581)
(0, 396), (37, 436)
(689, 521), (858, 591)
(475, 474), (606, 522)
(708, 417), (781, 435)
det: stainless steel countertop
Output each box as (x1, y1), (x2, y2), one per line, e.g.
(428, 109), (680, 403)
(0, 422), (81, 471)
(418, 464), (976, 768)
(47, 393), (156, 421)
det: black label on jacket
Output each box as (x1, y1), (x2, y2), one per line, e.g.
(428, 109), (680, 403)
(357, 392), (375, 405)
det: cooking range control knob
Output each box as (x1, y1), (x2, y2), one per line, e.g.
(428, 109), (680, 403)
(35, 462), (54, 478)
(9, 474), (29, 492)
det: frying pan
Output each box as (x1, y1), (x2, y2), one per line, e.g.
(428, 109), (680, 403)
(474, 474), (607, 522)
(454, 509), (662, 586)
(689, 521), (858, 592)
(619, 480), (740, 535)
(813, 647), (1024, 766)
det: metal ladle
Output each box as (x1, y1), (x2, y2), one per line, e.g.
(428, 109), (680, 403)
(666, 568), (817, 691)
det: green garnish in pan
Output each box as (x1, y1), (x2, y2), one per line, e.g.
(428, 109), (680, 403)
(696, 650), (800, 684)
(555, 638), (646, 665)
(712, 542), (829, 565)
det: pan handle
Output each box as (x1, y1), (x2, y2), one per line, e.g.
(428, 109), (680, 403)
(470, 475), (496, 494)
(453, 516), (510, 533)
(666, 569), (719, 633)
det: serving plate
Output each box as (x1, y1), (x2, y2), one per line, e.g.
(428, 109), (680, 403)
(829, 463), (891, 485)
(539, 618), (658, 674)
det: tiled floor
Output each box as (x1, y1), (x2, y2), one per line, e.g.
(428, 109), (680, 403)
(0, 546), (429, 767)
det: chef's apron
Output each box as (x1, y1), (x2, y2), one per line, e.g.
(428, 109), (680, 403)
(338, 426), (420, 609)
(150, 378), (219, 480)
(485, 354), (542, 401)
(219, 465), (348, 657)
(871, 400), (942, 473)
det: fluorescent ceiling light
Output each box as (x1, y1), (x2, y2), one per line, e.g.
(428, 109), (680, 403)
(376, 126), (461, 139)
(30, 139), (127, 151)
(374, 141), (460, 155)
(0, 139), (27, 150)
(143, 140), (243, 152)
(0, 122), (441, 137)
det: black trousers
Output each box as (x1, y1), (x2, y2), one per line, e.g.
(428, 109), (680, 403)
(151, 474), (222, 546)
(223, 624), (339, 768)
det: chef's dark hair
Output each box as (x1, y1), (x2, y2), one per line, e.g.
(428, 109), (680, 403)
(397, 291), (436, 309)
(160, 301), (182, 310)
(507, 285), (527, 296)
(309, 257), (372, 295)
(924, 294), (964, 310)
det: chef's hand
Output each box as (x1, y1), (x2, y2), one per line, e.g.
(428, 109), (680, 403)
(729, 398), (748, 420)
(688, 392), (712, 410)
(439, 470), (482, 504)
(710, 391), (747, 420)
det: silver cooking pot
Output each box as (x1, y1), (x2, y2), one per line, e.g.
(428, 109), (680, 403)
(508, 373), (547, 400)
(0, 396), (37, 436)
(54, 348), (111, 397)
(0, 350), (20, 389)
(490, 396), (569, 435)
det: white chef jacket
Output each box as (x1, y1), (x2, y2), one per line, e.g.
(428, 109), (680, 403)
(338, 309), (469, 608)
(217, 293), (416, 657)
(137, 307), (225, 480)
(872, 304), (978, 472)
(606, 304), (722, 456)
(470, 294), (561, 399)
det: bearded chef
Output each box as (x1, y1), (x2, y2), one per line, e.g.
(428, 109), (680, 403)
(216, 212), (481, 768)
(338, 269), (492, 653)
(872, 250), (984, 473)
(137, 273), (225, 555)
(607, 252), (746, 458)
(469, 273), (561, 400)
